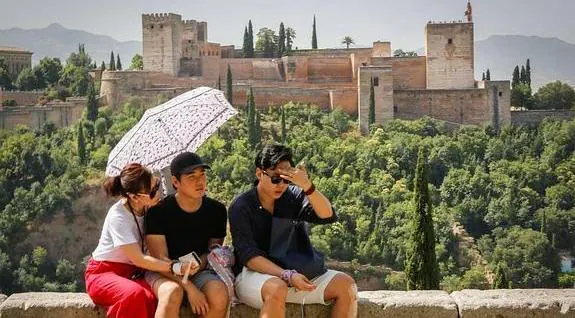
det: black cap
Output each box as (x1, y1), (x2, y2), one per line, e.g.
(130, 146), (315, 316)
(170, 152), (210, 176)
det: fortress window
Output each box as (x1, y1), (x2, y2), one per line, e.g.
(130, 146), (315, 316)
(160, 24), (164, 29)
(448, 38), (453, 44)
(498, 92), (503, 97)
(393, 105), (398, 114)
(373, 77), (379, 87)
(150, 25), (154, 29)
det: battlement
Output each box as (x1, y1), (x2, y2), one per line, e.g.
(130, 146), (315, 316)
(142, 13), (182, 23)
(427, 20), (472, 26)
(183, 19), (205, 25)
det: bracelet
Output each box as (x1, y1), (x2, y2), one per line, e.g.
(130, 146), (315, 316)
(169, 260), (178, 275)
(304, 183), (316, 196)
(280, 269), (298, 286)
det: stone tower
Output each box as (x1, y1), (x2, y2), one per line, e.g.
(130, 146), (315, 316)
(425, 21), (474, 89)
(358, 65), (393, 134)
(142, 13), (184, 76)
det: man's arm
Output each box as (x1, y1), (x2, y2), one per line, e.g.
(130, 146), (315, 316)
(146, 235), (199, 283)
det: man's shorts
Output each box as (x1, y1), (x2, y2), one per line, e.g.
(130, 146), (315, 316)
(234, 266), (341, 309)
(145, 269), (221, 290)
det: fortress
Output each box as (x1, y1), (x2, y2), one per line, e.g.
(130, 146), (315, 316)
(100, 1), (511, 132)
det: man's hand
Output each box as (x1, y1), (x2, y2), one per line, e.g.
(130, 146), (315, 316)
(184, 284), (210, 315)
(290, 273), (316, 292)
(279, 162), (312, 191)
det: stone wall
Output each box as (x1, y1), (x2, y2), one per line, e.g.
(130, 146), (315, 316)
(372, 57), (427, 89)
(0, 91), (44, 106)
(0, 98), (85, 130)
(329, 89), (358, 115)
(142, 13), (183, 75)
(308, 57), (352, 82)
(358, 66), (394, 133)
(425, 22), (474, 89)
(1, 290), (574, 317)
(511, 110), (575, 126)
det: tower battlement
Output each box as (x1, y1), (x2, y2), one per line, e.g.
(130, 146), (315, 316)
(142, 13), (182, 24)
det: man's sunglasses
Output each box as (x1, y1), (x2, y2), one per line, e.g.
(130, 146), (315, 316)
(262, 170), (291, 185)
(135, 179), (160, 198)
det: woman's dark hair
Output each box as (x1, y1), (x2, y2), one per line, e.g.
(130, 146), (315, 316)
(103, 163), (152, 197)
(255, 144), (294, 170)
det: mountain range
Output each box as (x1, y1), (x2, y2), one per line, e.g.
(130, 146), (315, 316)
(1, 24), (573, 89)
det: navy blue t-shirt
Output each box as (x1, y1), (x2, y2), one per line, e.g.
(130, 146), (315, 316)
(228, 185), (337, 274)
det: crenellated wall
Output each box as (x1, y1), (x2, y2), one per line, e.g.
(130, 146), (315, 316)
(1, 290), (574, 317)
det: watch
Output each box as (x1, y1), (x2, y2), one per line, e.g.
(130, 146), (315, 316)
(304, 183), (316, 196)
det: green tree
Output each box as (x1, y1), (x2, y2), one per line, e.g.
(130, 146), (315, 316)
(243, 26), (250, 57)
(393, 49), (418, 57)
(0, 60), (14, 90)
(312, 15), (318, 49)
(38, 57), (62, 87)
(77, 122), (86, 164)
(486, 69), (491, 81)
(278, 22), (286, 56)
(406, 146), (440, 290)
(520, 65), (526, 84)
(129, 54), (143, 70)
(217, 75), (221, 90)
(342, 36), (354, 49)
(116, 54), (122, 70)
(511, 83), (533, 109)
(369, 77), (376, 126)
(248, 20), (254, 58)
(59, 45), (92, 96)
(86, 83), (98, 122)
(101, 61), (106, 71)
(493, 263), (508, 289)
(15, 67), (38, 91)
(512, 66), (520, 87)
(526, 59), (531, 87)
(286, 27), (296, 53)
(281, 106), (287, 143)
(482, 72), (486, 81)
(533, 81), (575, 110)
(226, 64), (233, 104)
(255, 27), (278, 58)
(109, 51), (116, 71)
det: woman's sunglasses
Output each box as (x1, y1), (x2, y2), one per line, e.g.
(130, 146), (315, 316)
(261, 170), (291, 185)
(135, 179), (160, 198)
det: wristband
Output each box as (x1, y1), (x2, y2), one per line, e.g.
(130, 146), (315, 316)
(280, 269), (298, 286)
(170, 260), (182, 275)
(304, 183), (316, 196)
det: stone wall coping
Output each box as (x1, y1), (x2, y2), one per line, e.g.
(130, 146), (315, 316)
(1, 290), (574, 317)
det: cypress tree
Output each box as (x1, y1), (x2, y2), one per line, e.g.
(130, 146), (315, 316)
(109, 51), (116, 71)
(77, 122), (86, 165)
(368, 77), (376, 126)
(512, 66), (520, 87)
(486, 69), (491, 80)
(246, 87), (254, 127)
(278, 22), (286, 56)
(281, 106), (287, 144)
(247, 88), (258, 147)
(116, 54), (122, 70)
(493, 263), (508, 289)
(226, 64), (233, 104)
(100, 61), (106, 71)
(248, 20), (254, 58)
(526, 58), (531, 87)
(520, 65), (526, 84)
(405, 146), (440, 290)
(86, 83), (98, 122)
(255, 109), (262, 146)
(286, 28), (293, 53)
(482, 72), (485, 81)
(312, 15), (318, 49)
(217, 75), (221, 90)
(243, 26), (249, 57)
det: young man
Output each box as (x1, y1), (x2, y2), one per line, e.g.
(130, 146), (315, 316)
(145, 152), (229, 318)
(229, 144), (357, 318)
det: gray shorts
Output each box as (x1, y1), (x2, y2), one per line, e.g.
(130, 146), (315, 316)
(145, 269), (221, 290)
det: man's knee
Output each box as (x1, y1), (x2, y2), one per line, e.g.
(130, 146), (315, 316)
(158, 281), (185, 304)
(327, 273), (357, 301)
(203, 280), (229, 311)
(261, 278), (288, 305)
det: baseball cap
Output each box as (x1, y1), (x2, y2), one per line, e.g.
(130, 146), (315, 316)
(170, 152), (211, 177)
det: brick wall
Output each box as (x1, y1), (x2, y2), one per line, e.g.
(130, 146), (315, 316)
(0, 91), (43, 106)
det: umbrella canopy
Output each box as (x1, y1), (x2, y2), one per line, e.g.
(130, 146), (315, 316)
(105, 87), (237, 176)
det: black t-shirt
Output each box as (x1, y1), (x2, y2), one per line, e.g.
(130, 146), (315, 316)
(145, 195), (227, 260)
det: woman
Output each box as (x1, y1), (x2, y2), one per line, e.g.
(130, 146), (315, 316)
(85, 163), (195, 318)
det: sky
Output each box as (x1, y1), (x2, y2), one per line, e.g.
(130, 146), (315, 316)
(0, 0), (574, 50)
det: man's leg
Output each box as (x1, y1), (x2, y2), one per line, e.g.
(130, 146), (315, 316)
(260, 277), (288, 318)
(150, 276), (184, 318)
(323, 273), (357, 318)
(200, 279), (229, 318)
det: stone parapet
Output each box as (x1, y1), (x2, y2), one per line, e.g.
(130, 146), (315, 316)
(2, 290), (573, 318)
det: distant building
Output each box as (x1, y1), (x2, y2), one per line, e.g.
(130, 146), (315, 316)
(0, 46), (33, 78)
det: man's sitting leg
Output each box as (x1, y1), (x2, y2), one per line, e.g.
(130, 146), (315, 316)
(323, 273), (357, 318)
(261, 277), (289, 317)
(201, 279), (229, 318)
(151, 276), (185, 318)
